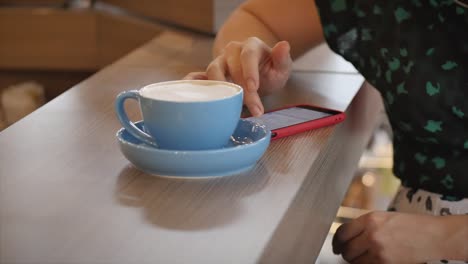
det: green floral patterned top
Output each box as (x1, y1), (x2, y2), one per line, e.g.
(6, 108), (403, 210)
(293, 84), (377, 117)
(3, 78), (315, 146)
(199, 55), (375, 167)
(315, 0), (468, 199)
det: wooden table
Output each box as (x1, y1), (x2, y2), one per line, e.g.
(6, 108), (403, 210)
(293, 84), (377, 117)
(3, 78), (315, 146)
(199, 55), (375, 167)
(0, 30), (384, 263)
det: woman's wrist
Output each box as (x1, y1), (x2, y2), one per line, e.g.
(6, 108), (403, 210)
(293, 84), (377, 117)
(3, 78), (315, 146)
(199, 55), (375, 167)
(435, 215), (468, 261)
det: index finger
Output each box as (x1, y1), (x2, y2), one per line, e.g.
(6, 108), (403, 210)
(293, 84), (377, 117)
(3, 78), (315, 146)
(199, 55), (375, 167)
(240, 38), (270, 94)
(243, 87), (264, 117)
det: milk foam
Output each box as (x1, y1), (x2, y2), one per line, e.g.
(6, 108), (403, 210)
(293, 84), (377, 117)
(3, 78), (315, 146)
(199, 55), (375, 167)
(141, 81), (240, 102)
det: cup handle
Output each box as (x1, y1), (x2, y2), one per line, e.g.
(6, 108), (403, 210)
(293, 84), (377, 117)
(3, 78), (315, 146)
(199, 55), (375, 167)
(115, 90), (159, 148)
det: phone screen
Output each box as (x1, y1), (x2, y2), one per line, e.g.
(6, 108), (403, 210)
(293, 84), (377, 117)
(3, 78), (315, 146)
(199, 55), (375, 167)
(244, 106), (334, 130)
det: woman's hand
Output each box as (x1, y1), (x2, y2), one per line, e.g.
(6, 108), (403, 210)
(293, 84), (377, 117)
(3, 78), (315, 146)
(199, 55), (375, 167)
(332, 211), (467, 263)
(184, 37), (292, 116)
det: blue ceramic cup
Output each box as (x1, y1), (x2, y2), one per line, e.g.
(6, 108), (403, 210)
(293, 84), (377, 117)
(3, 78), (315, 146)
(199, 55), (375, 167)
(115, 80), (243, 150)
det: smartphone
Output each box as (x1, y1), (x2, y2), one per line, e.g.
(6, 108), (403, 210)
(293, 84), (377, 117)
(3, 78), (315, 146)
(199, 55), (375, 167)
(243, 104), (345, 140)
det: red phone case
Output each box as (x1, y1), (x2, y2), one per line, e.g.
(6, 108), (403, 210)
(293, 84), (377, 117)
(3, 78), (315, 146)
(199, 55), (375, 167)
(244, 104), (346, 140)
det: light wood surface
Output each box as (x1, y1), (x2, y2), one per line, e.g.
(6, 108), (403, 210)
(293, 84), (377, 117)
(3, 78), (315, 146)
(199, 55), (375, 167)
(98, 0), (243, 33)
(99, 0), (214, 33)
(0, 8), (98, 70)
(0, 0), (66, 5)
(0, 30), (383, 263)
(96, 10), (165, 67)
(0, 8), (162, 70)
(0, 70), (93, 100)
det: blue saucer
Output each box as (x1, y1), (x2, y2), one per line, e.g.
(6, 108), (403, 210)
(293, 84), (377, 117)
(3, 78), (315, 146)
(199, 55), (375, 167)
(116, 120), (271, 178)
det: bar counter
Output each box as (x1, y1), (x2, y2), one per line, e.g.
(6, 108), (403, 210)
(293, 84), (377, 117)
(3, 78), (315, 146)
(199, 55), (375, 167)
(0, 30), (384, 263)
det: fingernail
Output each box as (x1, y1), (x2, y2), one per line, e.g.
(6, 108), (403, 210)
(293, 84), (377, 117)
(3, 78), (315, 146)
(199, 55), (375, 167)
(247, 78), (256, 92)
(252, 105), (263, 117)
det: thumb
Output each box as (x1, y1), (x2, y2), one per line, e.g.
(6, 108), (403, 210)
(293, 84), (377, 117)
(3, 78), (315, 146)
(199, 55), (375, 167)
(271, 41), (292, 73)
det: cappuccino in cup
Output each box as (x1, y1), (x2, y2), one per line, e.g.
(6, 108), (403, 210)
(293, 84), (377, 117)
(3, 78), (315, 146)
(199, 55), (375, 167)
(115, 80), (243, 150)
(140, 81), (240, 102)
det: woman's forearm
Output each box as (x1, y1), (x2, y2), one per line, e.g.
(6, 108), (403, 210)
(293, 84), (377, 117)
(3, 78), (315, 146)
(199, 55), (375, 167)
(213, 0), (325, 59)
(213, 6), (280, 57)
